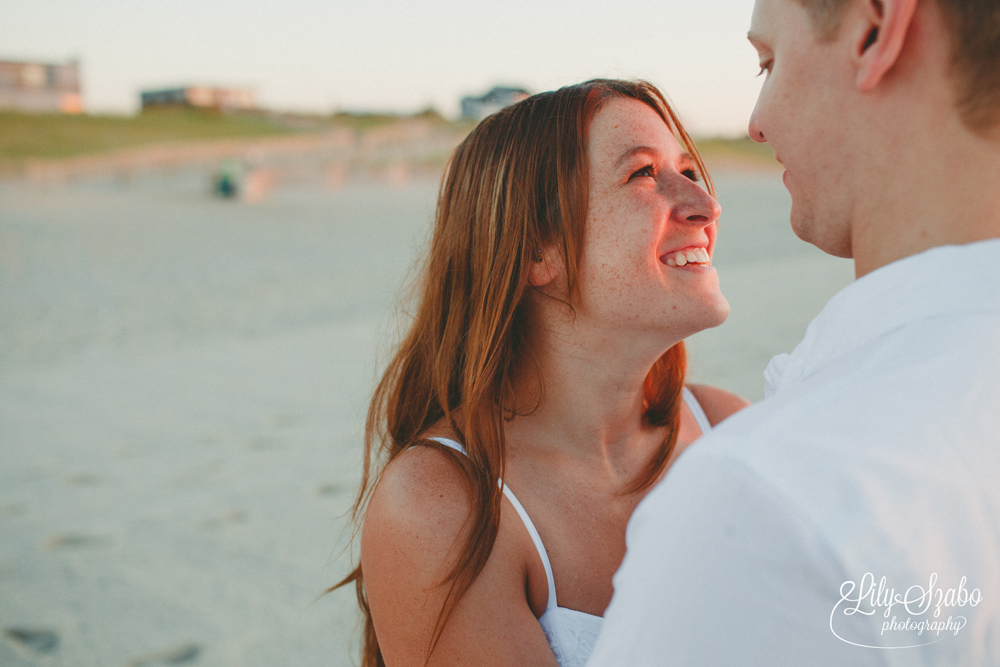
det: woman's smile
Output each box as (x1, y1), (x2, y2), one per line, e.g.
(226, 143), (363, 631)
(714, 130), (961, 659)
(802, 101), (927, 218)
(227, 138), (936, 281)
(659, 246), (711, 268)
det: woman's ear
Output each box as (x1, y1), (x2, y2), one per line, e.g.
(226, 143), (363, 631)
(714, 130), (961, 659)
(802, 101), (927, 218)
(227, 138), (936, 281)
(527, 247), (562, 287)
(855, 0), (919, 91)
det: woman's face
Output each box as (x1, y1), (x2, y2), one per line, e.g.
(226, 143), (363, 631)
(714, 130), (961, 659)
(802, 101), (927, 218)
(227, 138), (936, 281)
(576, 97), (729, 343)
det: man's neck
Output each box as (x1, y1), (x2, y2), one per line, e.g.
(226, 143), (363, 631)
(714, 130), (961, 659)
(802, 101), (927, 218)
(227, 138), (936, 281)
(850, 121), (1000, 279)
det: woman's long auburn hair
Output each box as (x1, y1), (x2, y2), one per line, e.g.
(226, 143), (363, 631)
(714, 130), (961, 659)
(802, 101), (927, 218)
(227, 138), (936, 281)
(335, 79), (715, 667)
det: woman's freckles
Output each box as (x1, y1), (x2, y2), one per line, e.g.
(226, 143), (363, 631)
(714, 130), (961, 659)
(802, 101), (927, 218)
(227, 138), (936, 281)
(574, 97), (727, 338)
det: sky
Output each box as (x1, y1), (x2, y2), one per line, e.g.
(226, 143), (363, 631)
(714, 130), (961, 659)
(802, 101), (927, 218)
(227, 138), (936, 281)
(1, 0), (765, 137)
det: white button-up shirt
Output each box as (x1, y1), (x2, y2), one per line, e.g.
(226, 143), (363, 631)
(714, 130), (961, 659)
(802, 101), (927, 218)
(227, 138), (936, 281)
(588, 240), (1000, 667)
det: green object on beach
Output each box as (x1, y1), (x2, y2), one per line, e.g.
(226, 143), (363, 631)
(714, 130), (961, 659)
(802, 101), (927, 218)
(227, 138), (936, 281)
(214, 158), (244, 198)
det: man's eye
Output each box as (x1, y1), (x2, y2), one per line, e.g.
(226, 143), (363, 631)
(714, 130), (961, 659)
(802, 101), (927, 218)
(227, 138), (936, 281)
(682, 168), (701, 183)
(631, 165), (655, 179)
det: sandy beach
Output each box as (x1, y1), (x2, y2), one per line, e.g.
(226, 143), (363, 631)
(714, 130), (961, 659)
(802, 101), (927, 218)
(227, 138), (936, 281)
(0, 167), (853, 666)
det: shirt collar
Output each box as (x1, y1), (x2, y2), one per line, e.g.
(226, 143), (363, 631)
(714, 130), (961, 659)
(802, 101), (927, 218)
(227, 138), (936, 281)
(764, 239), (1000, 398)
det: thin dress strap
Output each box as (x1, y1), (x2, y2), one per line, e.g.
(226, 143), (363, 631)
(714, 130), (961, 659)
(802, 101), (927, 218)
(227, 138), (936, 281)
(427, 437), (559, 611)
(683, 386), (713, 435)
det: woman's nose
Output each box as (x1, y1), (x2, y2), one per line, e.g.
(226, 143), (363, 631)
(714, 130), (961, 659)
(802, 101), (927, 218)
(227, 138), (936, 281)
(672, 182), (721, 227)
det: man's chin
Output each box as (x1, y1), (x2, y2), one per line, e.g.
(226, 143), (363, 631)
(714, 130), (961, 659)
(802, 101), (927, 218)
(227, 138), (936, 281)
(791, 213), (853, 259)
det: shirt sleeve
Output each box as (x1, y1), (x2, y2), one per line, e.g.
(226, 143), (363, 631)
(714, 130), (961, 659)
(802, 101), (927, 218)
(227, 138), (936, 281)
(587, 447), (886, 667)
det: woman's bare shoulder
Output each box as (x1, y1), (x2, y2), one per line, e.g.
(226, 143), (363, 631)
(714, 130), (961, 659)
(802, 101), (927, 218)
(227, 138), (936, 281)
(360, 443), (554, 666)
(362, 444), (473, 555)
(687, 383), (751, 427)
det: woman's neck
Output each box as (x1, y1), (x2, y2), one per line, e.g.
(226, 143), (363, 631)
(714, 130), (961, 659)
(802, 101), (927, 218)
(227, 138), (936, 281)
(506, 318), (678, 475)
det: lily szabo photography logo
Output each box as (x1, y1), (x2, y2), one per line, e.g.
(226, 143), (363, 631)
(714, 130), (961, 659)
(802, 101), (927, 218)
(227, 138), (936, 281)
(831, 573), (982, 649)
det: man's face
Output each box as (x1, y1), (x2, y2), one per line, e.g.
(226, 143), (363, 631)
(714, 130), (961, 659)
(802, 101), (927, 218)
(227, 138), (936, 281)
(748, 0), (857, 258)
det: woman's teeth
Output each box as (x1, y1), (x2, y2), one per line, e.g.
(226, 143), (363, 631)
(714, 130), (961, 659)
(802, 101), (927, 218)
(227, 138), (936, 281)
(661, 247), (710, 267)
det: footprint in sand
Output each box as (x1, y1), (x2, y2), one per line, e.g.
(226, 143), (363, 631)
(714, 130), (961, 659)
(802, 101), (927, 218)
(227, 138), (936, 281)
(0, 503), (27, 517)
(199, 432), (224, 445)
(3, 627), (59, 654)
(317, 482), (348, 497)
(199, 510), (247, 529)
(269, 413), (305, 429)
(245, 436), (281, 451)
(65, 473), (101, 486)
(42, 533), (112, 550)
(128, 642), (201, 666)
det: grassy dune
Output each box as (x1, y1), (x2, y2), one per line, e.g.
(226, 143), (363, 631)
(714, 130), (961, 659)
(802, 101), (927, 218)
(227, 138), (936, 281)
(0, 109), (776, 172)
(696, 136), (779, 170)
(0, 109), (297, 163)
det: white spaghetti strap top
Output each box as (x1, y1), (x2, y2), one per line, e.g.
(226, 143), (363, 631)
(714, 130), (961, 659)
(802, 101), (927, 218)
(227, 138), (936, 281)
(426, 387), (712, 667)
(683, 385), (713, 435)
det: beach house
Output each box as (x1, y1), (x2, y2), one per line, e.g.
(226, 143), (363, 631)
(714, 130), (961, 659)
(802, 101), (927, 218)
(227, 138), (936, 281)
(460, 86), (530, 122)
(0, 60), (83, 113)
(140, 86), (256, 113)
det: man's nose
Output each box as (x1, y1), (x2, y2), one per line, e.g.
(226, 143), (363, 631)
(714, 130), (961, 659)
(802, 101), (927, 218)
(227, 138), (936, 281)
(748, 104), (766, 143)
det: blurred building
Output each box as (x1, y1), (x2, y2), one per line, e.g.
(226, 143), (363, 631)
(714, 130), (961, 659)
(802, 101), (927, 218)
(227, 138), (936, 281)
(140, 86), (256, 113)
(0, 60), (83, 113)
(460, 86), (530, 122)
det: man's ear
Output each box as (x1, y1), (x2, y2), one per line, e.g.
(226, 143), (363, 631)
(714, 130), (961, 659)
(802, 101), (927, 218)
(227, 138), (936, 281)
(527, 247), (562, 288)
(855, 0), (919, 91)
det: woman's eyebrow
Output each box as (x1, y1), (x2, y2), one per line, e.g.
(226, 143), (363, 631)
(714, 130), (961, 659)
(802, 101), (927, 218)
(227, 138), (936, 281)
(614, 145), (657, 169)
(614, 146), (694, 171)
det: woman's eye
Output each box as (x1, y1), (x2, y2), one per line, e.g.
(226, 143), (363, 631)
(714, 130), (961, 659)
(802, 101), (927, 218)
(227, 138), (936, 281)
(682, 168), (701, 183)
(757, 60), (772, 77)
(631, 165), (655, 179)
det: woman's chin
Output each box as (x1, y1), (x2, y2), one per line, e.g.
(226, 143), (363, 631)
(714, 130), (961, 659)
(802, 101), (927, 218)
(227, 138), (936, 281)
(705, 295), (731, 329)
(634, 296), (730, 349)
(678, 294), (731, 338)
